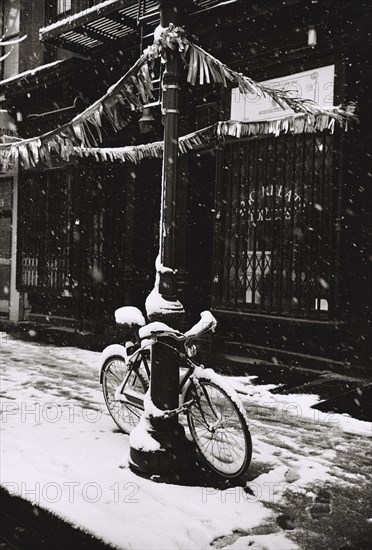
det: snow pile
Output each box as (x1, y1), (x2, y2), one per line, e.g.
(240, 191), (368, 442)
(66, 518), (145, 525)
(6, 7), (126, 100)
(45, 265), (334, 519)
(129, 415), (162, 452)
(129, 391), (163, 452)
(145, 255), (184, 320)
(145, 285), (184, 319)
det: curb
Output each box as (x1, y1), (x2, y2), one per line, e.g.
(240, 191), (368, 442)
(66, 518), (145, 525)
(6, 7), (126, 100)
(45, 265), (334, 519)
(0, 488), (115, 550)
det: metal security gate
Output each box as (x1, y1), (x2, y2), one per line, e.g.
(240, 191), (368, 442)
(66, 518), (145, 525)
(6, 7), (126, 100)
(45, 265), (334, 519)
(18, 170), (74, 292)
(216, 132), (337, 319)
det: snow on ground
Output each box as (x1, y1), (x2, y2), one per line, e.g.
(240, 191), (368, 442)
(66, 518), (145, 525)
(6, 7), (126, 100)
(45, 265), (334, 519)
(230, 376), (372, 437)
(1, 334), (371, 549)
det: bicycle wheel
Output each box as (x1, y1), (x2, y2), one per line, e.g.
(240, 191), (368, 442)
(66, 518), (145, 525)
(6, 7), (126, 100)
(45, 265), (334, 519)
(185, 378), (252, 478)
(102, 355), (148, 434)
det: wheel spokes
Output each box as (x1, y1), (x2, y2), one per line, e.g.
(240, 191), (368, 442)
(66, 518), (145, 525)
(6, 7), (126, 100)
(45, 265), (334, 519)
(102, 358), (146, 433)
(187, 381), (249, 476)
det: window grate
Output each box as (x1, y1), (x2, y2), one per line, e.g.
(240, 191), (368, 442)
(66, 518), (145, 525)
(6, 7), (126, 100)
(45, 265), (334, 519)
(17, 166), (127, 297)
(45, 1), (102, 24)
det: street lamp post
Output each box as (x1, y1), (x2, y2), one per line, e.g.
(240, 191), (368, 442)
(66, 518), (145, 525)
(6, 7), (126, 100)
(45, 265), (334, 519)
(129, 0), (195, 478)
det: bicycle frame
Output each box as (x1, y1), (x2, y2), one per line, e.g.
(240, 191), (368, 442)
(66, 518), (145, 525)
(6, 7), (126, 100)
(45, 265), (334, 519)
(113, 346), (150, 403)
(114, 346), (223, 435)
(113, 339), (197, 408)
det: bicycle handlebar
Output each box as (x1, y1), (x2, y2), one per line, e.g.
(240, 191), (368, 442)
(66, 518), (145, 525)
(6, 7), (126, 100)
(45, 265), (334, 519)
(184, 311), (217, 340)
(138, 311), (217, 343)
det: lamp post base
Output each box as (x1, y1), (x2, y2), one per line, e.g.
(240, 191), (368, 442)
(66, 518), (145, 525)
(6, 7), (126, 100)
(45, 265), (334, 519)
(129, 424), (196, 478)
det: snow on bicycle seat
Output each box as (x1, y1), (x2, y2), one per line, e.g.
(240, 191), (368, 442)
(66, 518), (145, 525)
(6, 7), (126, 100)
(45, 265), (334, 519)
(115, 306), (146, 328)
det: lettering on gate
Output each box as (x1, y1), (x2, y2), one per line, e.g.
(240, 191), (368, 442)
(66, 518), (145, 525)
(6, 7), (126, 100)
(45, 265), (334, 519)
(240, 184), (303, 222)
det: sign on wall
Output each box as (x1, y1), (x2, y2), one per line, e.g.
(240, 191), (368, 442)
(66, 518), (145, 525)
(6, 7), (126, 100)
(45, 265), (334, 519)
(231, 65), (335, 122)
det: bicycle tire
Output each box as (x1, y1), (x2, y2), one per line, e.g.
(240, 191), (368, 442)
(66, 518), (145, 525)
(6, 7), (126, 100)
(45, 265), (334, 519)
(102, 354), (148, 434)
(185, 377), (252, 479)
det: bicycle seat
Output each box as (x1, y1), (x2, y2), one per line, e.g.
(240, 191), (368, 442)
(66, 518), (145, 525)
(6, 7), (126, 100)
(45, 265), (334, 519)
(115, 306), (146, 328)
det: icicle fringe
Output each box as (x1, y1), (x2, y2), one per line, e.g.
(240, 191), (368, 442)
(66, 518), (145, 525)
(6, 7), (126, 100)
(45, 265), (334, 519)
(0, 53), (152, 170)
(72, 125), (215, 163)
(0, 24), (357, 171)
(71, 109), (352, 165)
(216, 109), (354, 139)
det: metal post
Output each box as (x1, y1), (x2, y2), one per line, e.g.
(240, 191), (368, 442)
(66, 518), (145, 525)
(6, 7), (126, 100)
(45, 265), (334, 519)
(129, 0), (195, 478)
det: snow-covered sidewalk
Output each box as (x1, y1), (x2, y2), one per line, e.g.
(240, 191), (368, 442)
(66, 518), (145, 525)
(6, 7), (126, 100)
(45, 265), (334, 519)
(1, 334), (371, 549)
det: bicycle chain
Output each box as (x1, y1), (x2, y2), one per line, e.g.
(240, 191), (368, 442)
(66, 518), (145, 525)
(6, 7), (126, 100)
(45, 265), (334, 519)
(148, 399), (194, 420)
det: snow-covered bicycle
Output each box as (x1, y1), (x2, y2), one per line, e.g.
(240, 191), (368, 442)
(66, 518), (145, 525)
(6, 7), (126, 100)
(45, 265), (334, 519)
(100, 308), (252, 479)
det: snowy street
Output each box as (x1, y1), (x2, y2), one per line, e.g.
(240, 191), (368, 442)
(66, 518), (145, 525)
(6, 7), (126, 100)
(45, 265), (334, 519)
(1, 333), (371, 550)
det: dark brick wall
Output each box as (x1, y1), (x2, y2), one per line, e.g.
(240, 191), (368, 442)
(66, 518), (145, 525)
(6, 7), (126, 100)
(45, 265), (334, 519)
(19, 0), (45, 73)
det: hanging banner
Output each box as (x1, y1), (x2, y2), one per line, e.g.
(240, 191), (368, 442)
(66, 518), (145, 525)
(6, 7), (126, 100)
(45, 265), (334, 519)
(231, 65), (335, 122)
